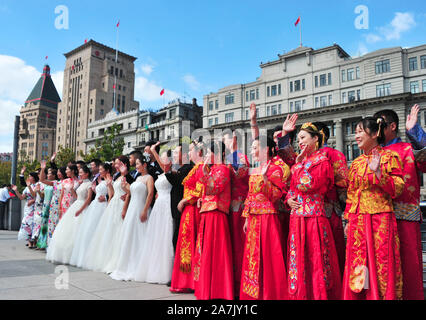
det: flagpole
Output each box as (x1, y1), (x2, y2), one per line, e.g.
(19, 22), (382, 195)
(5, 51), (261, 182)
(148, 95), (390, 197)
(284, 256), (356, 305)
(113, 20), (119, 114)
(300, 17), (302, 47)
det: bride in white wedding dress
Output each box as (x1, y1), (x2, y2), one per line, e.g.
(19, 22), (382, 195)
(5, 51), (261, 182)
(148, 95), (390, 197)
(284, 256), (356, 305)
(110, 156), (154, 281)
(134, 145), (175, 284)
(69, 163), (113, 268)
(46, 166), (93, 264)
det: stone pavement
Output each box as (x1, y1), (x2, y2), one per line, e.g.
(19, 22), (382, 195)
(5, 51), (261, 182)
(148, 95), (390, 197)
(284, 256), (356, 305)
(0, 230), (196, 300)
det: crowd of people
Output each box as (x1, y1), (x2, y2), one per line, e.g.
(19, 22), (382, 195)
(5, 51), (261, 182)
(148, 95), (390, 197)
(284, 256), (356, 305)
(10, 103), (426, 300)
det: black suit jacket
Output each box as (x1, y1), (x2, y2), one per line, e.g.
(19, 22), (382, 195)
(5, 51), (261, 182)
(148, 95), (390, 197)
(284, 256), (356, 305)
(165, 162), (194, 220)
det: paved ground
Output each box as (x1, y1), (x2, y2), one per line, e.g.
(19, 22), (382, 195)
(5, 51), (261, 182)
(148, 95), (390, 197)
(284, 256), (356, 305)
(0, 230), (196, 300)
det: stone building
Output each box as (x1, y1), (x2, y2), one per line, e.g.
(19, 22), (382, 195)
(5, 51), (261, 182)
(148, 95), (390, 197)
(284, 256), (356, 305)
(18, 65), (61, 162)
(55, 39), (139, 158)
(203, 43), (426, 198)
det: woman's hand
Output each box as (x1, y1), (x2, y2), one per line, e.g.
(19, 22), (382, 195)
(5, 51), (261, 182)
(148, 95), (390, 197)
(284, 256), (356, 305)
(243, 219), (248, 234)
(75, 209), (82, 217)
(344, 223), (349, 238)
(368, 148), (381, 178)
(20, 166), (26, 175)
(295, 146), (308, 164)
(140, 210), (148, 223)
(261, 160), (271, 182)
(406, 104), (420, 132)
(177, 199), (187, 213)
(40, 160), (47, 169)
(197, 198), (202, 208)
(150, 141), (161, 153)
(282, 113), (298, 136)
(287, 196), (301, 210)
(249, 103), (257, 122)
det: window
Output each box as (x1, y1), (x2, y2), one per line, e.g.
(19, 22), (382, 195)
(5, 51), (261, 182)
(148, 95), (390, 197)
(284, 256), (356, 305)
(342, 92), (347, 103)
(245, 109), (249, 120)
(346, 145), (351, 161)
(320, 74), (327, 86)
(301, 80), (305, 90)
(256, 88), (259, 99)
(225, 93), (234, 105)
(294, 80), (301, 91)
(271, 105), (278, 115)
(215, 100), (219, 109)
(266, 106), (270, 116)
(347, 68), (354, 81)
(250, 90), (255, 101)
(290, 82), (293, 92)
(315, 97), (319, 108)
(375, 59), (390, 74)
(101, 99), (104, 105)
(315, 76), (318, 88)
(209, 101), (213, 111)
(271, 85), (277, 96)
(208, 118), (213, 127)
(91, 132), (94, 138)
(341, 69), (346, 82)
(376, 83), (392, 97)
(100, 109), (104, 115)
(348, 90), (356, 102)
(278, 84), (282, 94)
(169, 108), (176, 119)
(246, 91), (249, 101)
(320, 96), (327, 107)
(357, 89), (361, 101)
(328, 94), (333, 106)
(410, 81), (420, 94)
(120, 69), (123, 78)
(421, 56), (426, 69)
(225, 112), (234, 123)
(294, 100), (301, 111)
(356, 67), (360, 79)
(423, 80), (426, 92)
(110, 66), (114, 75)
(328, 73), (332, 85)
(352, 144), (360, 159)
(215, 117), (218, 125)
(278, 104), (282, 114)
(128, 122), (132, 129)
(290, 102), (294, 112)
(409, 57), (418, 71)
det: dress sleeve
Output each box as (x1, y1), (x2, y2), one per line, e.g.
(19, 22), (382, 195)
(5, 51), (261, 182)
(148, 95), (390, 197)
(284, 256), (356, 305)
(200, 165), (230, 196)
(367, 152), (405, 199)
(406, 123), (426, 150)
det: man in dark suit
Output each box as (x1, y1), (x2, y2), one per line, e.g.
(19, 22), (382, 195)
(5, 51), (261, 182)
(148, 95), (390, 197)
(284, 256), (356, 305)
(128, 150), (143, 180)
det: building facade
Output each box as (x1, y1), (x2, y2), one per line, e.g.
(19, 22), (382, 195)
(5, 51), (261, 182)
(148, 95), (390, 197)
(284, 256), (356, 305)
(135, 98), (203, 150)
(85, 109), (139, 156)
(84, 98), (203, 155)
(18, 65), (61, 162)
(203, 43), (426, 198)
(56, 39), (139, 158)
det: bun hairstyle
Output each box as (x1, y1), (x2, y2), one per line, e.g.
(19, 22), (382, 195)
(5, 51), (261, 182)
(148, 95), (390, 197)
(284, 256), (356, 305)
(300, 122), (324, 149)
(29, 172), (39, 183)
(58, 167), (67, 180)
(373, 109), (399, 132)
(313, 122), (330, 144)
(141, 152), (152, 164)
(357, 116), (387, 145)
(257, 136), (277, 158)
(99, 163), (112, 175)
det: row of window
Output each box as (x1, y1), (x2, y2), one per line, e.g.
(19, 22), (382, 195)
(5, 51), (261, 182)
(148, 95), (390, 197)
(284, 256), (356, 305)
(410, 79), (426, 94)
(110, 66), (125, 78)
(409, 55), (426, 71)
(315, 73), (332, 87)
(342, 67), (360, 82)
(342, 89), (362, 103)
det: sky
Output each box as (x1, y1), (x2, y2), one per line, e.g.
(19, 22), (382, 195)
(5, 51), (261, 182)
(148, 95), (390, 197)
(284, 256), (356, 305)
(0, 0), (425, 152)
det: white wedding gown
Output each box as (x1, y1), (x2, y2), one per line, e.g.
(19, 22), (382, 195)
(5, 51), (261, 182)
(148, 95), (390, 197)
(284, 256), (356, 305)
(46, 180), (91, 264)
(83, 177), (127, 272)
(69, 180), (108, 268)
(134, 173), (174, 284)
(110, 176), (151, 281)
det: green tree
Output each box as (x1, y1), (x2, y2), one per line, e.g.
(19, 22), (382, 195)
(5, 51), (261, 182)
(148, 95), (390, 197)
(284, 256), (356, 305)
(0, 161), (11, 185)
(55, 145), (76, 167)
(80, 123), (125, 162)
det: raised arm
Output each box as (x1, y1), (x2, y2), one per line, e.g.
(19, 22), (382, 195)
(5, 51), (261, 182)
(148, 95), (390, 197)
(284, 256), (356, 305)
(150, 141), (169, 173)
(250, 103), (259, 140)
(39, 161), (54, 186)
(11, 185), (25, 200)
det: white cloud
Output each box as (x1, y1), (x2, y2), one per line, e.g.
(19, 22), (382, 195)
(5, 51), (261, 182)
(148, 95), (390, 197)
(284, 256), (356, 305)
(0, 55), (63, 152)
(140, 64), (154, 76)
(182, 74), (200, 91)
(134, 76), (180, 104)
(366, 12), (416, 44)
(379, 12), (416, 41)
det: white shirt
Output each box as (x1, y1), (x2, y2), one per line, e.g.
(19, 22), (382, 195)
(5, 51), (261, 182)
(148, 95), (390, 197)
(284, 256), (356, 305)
(0, 187), (11, 203)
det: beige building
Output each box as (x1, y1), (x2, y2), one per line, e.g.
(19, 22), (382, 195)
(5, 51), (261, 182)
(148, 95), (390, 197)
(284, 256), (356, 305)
(18, 65), (60, 162)
(203, 43), (426, 198)
(56, 39), (139, 158)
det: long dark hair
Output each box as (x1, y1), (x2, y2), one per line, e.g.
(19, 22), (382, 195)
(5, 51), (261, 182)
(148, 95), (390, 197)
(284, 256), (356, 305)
(79, 165), (92, 179)
(67, 164), (78, 177)
(257, 136), (276, 158)
(117, 155), (130, 171)
(99, 163), (112, 175)
(357, 117), (386, 145)
(58, 167), (67, 180)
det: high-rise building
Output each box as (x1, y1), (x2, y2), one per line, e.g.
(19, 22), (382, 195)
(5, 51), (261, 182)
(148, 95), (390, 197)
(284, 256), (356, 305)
(19, 65), (60, 162)
(55, 39), (139, 158)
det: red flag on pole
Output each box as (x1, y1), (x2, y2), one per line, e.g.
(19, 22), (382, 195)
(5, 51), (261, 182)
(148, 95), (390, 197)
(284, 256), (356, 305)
(113, 84), (116, 89)
(295, 16), (300, 26)
(160, 88), (165, 96)
(71, 65), (75, 70)
(116, 20), (120, 28)
(46, 112), (50, 118)
(45, 56), (48, 60)
(84, 39), (88, 44)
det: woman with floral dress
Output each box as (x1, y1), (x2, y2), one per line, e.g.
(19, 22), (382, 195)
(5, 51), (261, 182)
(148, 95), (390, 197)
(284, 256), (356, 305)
(59, 165), (79, 219)
(47, 167), (66, 245)
(14, 172), (38, 248)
